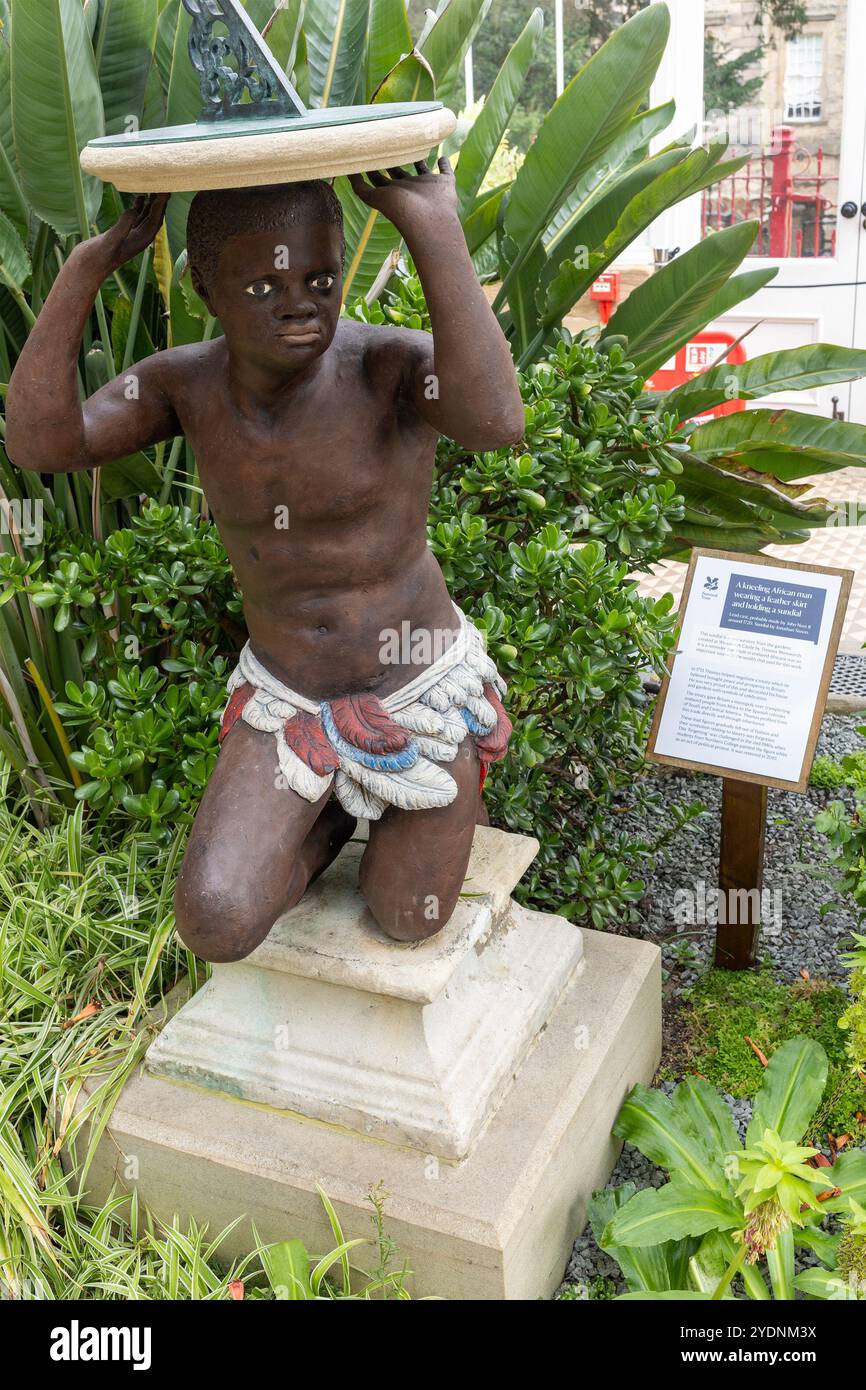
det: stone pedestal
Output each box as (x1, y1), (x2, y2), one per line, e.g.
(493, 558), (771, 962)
(71, 826), (661, 1299)
(146, 828), (581, 1159)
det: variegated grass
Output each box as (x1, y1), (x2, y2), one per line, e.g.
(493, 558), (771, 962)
(0, 764), (419, 1299)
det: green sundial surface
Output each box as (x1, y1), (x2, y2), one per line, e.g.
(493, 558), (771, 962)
(87, 104), (445, 150)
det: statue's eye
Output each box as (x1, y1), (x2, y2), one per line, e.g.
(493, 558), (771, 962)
(245, 280), (274, 298)
(311, 273), (335, 291)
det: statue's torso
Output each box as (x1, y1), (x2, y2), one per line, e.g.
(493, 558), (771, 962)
(170, 323), (457, 700)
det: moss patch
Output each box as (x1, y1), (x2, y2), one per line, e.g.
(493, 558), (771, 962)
(681, 969), (866, 1144)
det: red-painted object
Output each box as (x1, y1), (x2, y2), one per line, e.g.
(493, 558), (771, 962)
(647, 331), (748, 422)
(701, 124), (838, 259)
(591, 271), (621, 324)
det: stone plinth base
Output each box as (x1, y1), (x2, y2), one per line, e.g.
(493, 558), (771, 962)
(71, 928), (660, 1300)
(145, 828), (582, 1159)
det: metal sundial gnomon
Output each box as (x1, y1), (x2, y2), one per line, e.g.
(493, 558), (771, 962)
(181, 0), (306, 122)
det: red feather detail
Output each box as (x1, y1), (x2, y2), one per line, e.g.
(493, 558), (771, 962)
(219, 683), (255, 746)
(475, 684), (512, 765)
(283, 711), (341, 776)
(328, 694), (410, 755)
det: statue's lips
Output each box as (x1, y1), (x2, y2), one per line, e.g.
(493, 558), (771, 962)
(275, 330), (320, 346)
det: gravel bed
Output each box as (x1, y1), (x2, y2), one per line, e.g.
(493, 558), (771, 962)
(559, 715), (863, 1300)
(627, 713), (866, 987)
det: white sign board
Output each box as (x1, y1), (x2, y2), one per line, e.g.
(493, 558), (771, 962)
(647, 549), (852, 791)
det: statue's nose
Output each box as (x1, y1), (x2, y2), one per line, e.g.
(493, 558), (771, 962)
(275, 288), (315, 319)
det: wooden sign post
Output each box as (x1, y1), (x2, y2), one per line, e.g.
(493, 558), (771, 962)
(717, 779), (767, 970)
(647, 549), (852, 971)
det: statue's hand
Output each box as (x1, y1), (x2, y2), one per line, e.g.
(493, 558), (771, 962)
(348, 158), (458, 237)
(77, 194), (170, 275)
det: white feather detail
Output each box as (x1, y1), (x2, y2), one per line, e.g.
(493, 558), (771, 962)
(411, 735), (461, 763)
(390, 702), (448, 737)
(463, 693), (498, 729)
(418, 683), (451, 713)
(276, 734), (334, 803)
(334, 770), (386, 820)
(464, 643), (505, 694)
(336, 752), (458, 813)
(263, 697), (297, 721)
(439, 708), (471, 743)
(242, 700), (284, 735)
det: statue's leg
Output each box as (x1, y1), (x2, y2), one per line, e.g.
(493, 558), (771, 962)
(174, 720), (355, 962)
(358, 738), (482, 943)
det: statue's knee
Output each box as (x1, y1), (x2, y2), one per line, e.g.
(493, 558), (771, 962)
(173, 876), (273, 963)
(360, 865), (455, 944)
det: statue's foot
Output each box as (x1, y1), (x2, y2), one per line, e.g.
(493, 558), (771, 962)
(302, 798), (358, 890)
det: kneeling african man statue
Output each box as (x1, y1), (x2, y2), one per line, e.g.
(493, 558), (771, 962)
(6, 161), (525, 959)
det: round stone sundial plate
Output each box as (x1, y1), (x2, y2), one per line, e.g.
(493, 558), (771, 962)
(80, 103), (457, 193)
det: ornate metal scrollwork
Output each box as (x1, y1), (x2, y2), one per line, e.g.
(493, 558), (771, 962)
(181, 0), (306, 122)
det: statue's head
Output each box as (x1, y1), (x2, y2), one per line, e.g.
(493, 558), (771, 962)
(186, 180), (345, 371)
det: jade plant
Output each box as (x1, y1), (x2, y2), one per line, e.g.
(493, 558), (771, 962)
(593, 1038), (866, 1300)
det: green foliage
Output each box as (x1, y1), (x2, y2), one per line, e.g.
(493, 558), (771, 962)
(816, 774), (866, 919)
(680, 968), (866, 1145)
(0, 499), (241, 834)
(703, 33), (764, 116)
(838, 934), (866, 1083)
(600, 1039), (866, 1300)
(811, 751), (866, 790)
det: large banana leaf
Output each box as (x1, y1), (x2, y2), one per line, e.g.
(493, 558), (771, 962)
(605, 221), (761, 377)
(543, 102), (680, 269)
(371, 49), (434, 103)
(677, 455), (829, 528)
(463, 183), (507, 255)
(0, 38), (26, 231)
(366, 0), (412, 101)
(626, 265), (779, 385)
(525, 147), (749, 368)
(304, 0), (369, 109)
(690, 409), (866, 479)
(10, 0), (105, 237)
(0, 208), (31, 296)
(94, 0), (158, 136)
(746, 1038), (828, 1148)
(420, 0), (490, 110)
(662, 344), (866, 421)
(261, 0), (306, 76)
(498, 4), (669, 303)
(156, 0), (201, 260)
(453, 7), (542, 215)
(603, 1177), (743, 1249)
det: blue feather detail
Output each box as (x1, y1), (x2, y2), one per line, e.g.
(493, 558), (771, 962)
(320, 703), (420, 772)
(461, 707), (488, 736)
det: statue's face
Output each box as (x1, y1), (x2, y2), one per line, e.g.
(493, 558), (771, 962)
(205, 222), (343, 372)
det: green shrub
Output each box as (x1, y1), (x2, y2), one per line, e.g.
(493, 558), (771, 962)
(811, 751), (866, 790)
(0, 500), (242, 835)
(839, 935), (866, 1082)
